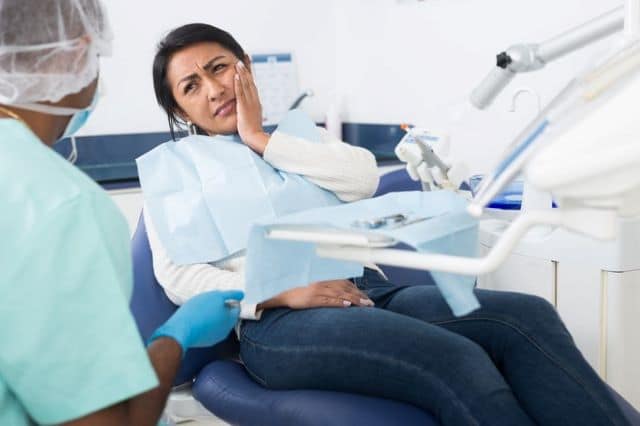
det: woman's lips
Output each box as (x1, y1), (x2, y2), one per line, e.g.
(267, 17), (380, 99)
(215, 99), (236, 117)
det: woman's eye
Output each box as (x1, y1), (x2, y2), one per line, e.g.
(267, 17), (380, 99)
(213, 64), (226, 72)
(184, 82), (196, 94)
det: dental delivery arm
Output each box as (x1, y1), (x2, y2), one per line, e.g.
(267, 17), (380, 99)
(297, 46), (640, 280)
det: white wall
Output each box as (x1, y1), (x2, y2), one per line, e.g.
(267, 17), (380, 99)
(83, 0), (338, 136)
(87, 0), (622, 174)
(331, 0), (622, 174)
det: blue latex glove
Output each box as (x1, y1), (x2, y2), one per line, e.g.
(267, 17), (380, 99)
(149, 290), (244, 353)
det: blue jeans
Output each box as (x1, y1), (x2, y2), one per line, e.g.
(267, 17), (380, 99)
(239, 268), (629, 425)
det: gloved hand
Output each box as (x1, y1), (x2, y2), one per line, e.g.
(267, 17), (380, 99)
(149, 290), (244, 354)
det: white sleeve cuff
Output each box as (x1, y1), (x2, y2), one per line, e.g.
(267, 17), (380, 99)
(240, 302), (263, 320)
(262, 130), (290, 164)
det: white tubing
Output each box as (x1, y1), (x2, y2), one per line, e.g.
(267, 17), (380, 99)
(625, 0), (640, 41)
(316, 210), (565, 276)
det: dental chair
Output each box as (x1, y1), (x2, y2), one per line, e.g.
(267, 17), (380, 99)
(129, 213), (437, 425)
(129, 168), (640, 425)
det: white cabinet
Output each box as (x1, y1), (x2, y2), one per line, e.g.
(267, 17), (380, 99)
(605, 270), (640, 408)
(479, 248), (640, 409)
(556, 263), (603, 375)
(478, 217), (640, 409)
(477, 247), (556, 302)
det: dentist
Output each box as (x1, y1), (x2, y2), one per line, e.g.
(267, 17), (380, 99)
(0, 1), (242, 425)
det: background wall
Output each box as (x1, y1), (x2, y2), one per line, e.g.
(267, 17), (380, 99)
(332, 0), (620, 174)
(84, 0), (339, 135)
(86, 0), (622, 174)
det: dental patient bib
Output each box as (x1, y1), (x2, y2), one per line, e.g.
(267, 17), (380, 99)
(245, 190), (480, 316)
(136, 110), (342, 265)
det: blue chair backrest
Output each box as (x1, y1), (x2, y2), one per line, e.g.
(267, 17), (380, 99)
(129, 214), (237, 385)
(374, 168), (422, 196)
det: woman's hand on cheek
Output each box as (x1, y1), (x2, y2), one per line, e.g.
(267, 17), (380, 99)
(235, 60), (269, 154)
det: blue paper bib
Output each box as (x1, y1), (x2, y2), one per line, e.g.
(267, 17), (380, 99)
(136, 110), (342, 265)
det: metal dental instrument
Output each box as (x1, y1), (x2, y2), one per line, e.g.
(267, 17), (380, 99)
(352, 214), (408, 229)
(352, 213), (443, 230)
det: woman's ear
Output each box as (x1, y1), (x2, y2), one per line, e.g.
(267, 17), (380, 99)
(174, 108), (190, 124)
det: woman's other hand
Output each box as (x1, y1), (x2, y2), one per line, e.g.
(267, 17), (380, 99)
(258, 280), (375, 311)
(234, 58), (269, 154)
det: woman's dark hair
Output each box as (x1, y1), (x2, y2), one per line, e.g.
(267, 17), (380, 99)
(152, 23), (246, 140)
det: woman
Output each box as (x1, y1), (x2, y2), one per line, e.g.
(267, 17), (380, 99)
(146, 23), (630, 426)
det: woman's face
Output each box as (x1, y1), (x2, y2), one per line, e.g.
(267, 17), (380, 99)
(167, 42), (244, 135)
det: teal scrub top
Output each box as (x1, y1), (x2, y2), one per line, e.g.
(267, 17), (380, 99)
(0, 119), (158, 425)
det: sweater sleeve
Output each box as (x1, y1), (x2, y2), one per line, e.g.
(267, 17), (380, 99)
(143, 208), (261, 320)
(262, 127), (380, 202)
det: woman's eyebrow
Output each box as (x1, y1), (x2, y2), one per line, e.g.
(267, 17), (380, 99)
(176, 55), (226, 89)
(177, 73), (199, 89)
(201, 55), (226, 72)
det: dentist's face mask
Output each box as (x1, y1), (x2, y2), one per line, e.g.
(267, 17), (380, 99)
(15, 88), (100, 141)
(60, 91), (99, 139)
(11, 82), (100, 164)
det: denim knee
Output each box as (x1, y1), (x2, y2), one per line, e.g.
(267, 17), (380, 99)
(508, 293), (567, 331)
(476, 291), (562, 328)
(516, 293), (556, 315)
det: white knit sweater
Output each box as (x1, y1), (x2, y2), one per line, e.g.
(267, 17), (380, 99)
(144, 127), (380, 319)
